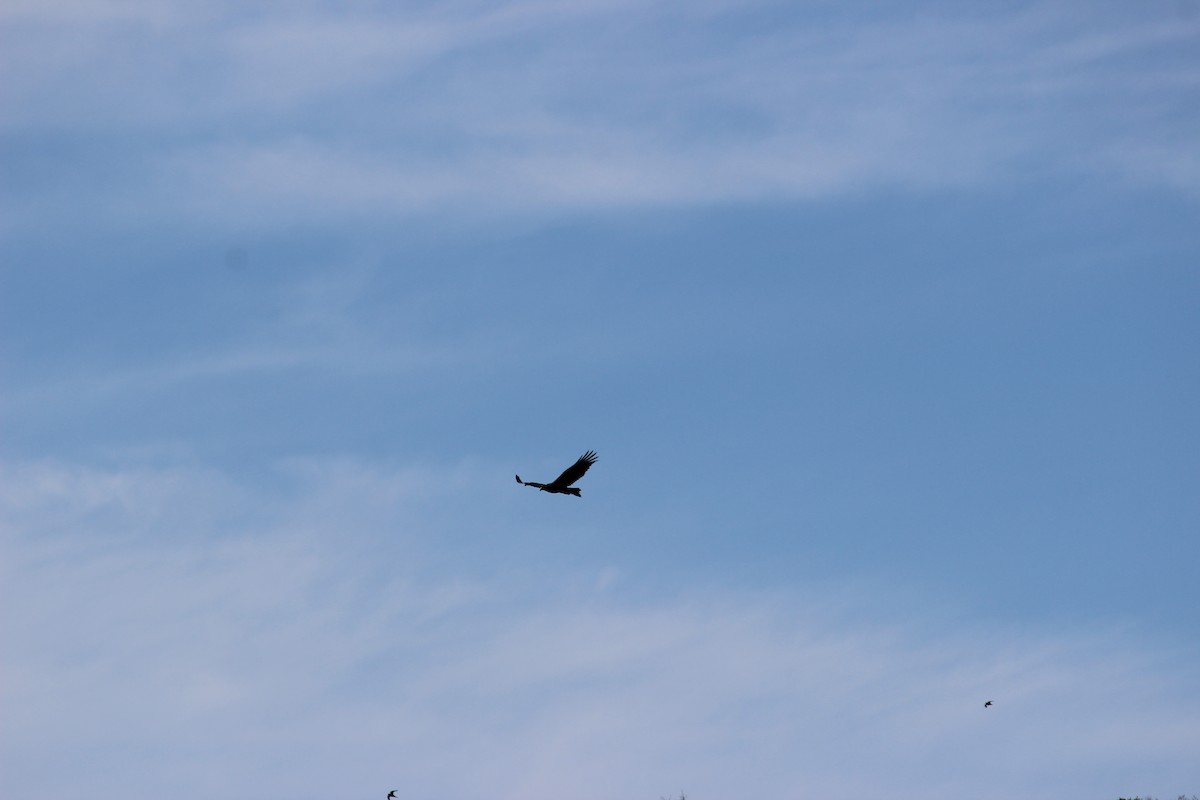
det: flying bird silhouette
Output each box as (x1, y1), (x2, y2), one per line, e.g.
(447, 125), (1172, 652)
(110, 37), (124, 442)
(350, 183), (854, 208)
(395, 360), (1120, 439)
(516, 451), (597, 497)
(388, 791), (397, 799)
(984, 700), (992, 708)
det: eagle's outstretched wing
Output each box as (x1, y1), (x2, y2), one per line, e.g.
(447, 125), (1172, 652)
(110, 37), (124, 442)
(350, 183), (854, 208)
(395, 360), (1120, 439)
(546, 451), (597, 490)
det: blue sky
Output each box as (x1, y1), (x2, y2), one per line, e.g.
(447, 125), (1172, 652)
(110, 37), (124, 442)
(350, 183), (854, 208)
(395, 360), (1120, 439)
(2, 1), (1198, 798)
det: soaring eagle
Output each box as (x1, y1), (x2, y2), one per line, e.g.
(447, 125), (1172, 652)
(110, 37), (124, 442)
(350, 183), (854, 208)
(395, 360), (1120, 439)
(516, 451), (597, 497)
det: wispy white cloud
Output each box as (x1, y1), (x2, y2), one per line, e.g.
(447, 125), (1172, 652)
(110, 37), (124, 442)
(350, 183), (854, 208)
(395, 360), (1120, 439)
(3, 459), (1197, 800)
(2, 1), (1196, 235)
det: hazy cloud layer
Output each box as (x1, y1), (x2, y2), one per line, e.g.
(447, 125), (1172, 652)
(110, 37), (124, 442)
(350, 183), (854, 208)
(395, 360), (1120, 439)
(3, 0), (1198, 233)
(3, 459), (1197, 800)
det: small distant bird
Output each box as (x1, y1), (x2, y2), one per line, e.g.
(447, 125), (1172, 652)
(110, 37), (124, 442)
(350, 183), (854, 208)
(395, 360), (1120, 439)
(516, 451), (597, 497)
(984, 700), (992, 708)
(388, 791), (397, 799)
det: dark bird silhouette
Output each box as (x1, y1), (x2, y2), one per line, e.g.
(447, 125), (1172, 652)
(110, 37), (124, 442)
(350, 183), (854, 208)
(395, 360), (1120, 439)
(984, 700), (992, 708)
(388, 792), (397, 799)
(516, 451), (597, 497)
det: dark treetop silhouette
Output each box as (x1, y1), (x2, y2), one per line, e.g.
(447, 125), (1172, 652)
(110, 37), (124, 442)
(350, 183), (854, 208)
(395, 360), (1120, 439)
(516, 451), (597, 497)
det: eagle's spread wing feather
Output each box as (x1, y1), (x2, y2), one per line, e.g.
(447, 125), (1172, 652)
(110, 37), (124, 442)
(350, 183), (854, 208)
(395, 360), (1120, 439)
(546, 451), (597, 489)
